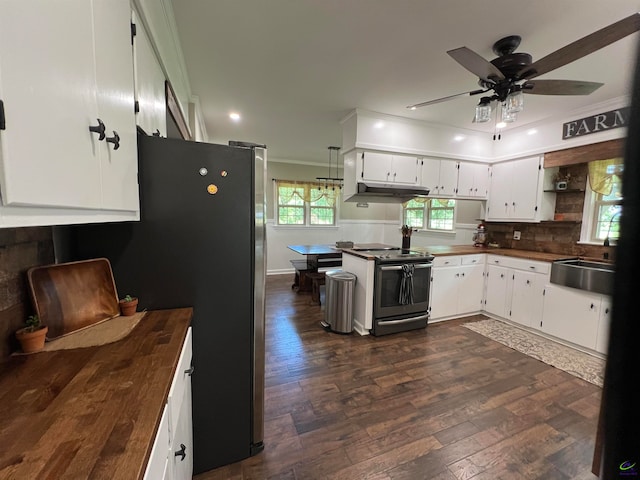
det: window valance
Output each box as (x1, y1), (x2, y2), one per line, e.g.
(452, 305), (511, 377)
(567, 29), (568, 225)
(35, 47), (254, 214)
(274, 179), (340, 207)
(588, 157), (624, 196)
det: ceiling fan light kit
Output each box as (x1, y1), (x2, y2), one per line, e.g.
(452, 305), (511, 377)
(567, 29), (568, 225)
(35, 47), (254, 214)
(408, 13), (640, 133)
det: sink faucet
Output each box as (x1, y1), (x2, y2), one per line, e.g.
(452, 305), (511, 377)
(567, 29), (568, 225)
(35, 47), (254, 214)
(603, 210), (622, 247)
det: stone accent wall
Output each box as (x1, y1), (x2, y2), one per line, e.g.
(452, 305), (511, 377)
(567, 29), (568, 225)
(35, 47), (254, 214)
(0, 227), (54, 360)
(485, 163), (613, 260)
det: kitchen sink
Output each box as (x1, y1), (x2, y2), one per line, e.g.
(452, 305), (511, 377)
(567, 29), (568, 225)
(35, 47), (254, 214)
(550, 259), (615, 296)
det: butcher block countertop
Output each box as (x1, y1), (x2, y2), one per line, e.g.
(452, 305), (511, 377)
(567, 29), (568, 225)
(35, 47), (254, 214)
(0, 308), (192, 480)
(342, 244), (576, 263)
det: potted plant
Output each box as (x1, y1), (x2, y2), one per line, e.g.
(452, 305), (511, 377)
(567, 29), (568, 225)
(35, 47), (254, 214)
(16, 314), (48, 353)
(119, 294), (139, 316)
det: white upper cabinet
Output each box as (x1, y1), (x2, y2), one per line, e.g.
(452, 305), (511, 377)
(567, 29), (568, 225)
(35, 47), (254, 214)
(133, 10), (167, 139)
(360, 151), (418, 184)
(0, 0), (139, 224)
(419, 158), (458, 197)
(486, 156), (554, 222)
(457, 162), (490, 199)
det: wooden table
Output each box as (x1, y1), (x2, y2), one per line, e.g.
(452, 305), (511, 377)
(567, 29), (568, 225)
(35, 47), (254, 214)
(0, 308), (192, 480)
(287, 245), (342, 292)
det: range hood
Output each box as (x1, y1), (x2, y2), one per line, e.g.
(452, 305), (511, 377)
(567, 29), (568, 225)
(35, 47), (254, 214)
(344, 181), (430, 204)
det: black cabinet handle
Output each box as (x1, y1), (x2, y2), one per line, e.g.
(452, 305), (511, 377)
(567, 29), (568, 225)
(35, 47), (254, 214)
(106, 131), (120, 150)
(89, 118), (106, 140)
(605, 308), (610, 314)
(590, 303), (595, 309)
(184, 366), (194, 376)
(175, 443), (186, 461)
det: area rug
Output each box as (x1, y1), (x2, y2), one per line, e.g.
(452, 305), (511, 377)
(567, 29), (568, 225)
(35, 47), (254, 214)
(463, 318), (605, 387)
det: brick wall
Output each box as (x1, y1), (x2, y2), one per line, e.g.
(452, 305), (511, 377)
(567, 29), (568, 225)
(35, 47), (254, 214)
(0, 227), (54, 360)
(485, 163), (612, 260)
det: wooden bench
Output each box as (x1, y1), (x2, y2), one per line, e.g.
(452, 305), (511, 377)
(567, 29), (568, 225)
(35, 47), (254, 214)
(290, 259), (314, 292)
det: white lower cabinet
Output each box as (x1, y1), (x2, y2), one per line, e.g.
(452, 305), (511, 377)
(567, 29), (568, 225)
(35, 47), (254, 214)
(541, 285), (600, 349)
(484, 255), (548, 328)
(430, 255), (485, 320)
(596, 297), (612, 354)
(145, 327), (193, 480)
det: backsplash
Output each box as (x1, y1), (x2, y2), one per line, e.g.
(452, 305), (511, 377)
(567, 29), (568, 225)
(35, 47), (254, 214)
(0, 227), (54, 360)
(485, 163), (613, 260)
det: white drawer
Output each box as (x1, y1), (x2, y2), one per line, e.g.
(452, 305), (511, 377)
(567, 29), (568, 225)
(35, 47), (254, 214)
(486, 254), (550, 274)
(461, 254), (485, 266)
(168, 327), (193, 439)
(432, 255), (461, 267)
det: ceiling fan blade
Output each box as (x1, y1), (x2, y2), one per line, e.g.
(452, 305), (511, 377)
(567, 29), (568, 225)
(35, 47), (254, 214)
(524, 79), (604, 95)
(447, 47), (505, 83)
(407, 89), (487, 109)
(519, 12), (640, 79)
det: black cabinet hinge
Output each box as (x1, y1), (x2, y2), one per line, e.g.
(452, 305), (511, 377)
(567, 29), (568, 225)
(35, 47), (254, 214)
(134, 100), (140, 114)
(535, 205), (538, 211)
(0, 100), (5, 130)
(543, 289), (546, 296)
(131, 22), (137, 44)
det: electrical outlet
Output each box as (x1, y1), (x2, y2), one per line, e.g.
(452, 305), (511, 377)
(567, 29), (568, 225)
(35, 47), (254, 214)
(513, 230), (521, 240)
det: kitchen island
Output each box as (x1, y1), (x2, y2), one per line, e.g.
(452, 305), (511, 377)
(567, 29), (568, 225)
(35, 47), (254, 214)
(0, 308), (192, 480)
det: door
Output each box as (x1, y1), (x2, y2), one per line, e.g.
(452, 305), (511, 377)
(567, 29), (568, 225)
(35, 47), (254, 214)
(457, 264), (484, 314)
(484, 265), (509, 317)
(391, 155), (418, 184)
(542, 285), (599, 349)
(172, 379), (193, 480)
(487, 162), (512, 219)
(437, 160), (458, 196)
(510, 270), (538, 327)
(361, 151), (392, 182)
(420, 158), (441, 193)
(0, 0), (101, 208)
(375, 263), (431, 319)
(511, 156), (540, 219)
(429, 267), (459, 319)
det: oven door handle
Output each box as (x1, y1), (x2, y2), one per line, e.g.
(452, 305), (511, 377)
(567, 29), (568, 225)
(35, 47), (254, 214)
(380, 263), (432, 271)
(377, 313), (430, 325)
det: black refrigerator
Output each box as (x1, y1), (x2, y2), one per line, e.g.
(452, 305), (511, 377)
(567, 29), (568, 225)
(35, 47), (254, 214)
(57, 135), (266, 474)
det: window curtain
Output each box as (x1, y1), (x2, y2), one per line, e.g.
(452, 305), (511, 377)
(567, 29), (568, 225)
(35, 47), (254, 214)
(275, 180), (340, 207)
(588, 157), (624, 195)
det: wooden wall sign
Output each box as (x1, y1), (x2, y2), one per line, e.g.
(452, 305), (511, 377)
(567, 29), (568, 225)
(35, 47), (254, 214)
(563, 106), (630, 140)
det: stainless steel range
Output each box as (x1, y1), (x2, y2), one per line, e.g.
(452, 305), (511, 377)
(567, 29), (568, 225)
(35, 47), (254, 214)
(354, 247), (434, 335)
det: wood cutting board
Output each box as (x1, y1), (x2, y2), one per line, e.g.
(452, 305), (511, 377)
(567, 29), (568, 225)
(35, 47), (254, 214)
(27, 258), (120, 339)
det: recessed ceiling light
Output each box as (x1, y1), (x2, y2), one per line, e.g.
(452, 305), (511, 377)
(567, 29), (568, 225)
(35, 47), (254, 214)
(410, 106), (417, 111)
(496, 121), (507, 129)
(229, 112), (241, 121)
(453, 135), (465, 142)
(374, 121), (385, 129)
(527, 128), (538, 135)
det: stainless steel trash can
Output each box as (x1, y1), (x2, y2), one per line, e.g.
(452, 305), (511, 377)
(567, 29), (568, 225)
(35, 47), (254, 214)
(323, 270), (356, 334)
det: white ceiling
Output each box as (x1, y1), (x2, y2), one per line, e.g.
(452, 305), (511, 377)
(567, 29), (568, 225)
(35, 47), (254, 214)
(170, 1), (640, 163)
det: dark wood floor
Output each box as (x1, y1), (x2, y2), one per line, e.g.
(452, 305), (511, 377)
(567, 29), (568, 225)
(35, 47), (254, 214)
(195, 275), (601, 480)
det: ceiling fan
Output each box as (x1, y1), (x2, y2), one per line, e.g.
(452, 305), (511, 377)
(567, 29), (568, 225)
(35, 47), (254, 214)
(407, 13), (640, 121)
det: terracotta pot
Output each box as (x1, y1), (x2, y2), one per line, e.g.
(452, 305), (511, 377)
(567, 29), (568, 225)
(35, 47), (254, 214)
(16, 325), (48, 353)
(119, 298), (139, 316)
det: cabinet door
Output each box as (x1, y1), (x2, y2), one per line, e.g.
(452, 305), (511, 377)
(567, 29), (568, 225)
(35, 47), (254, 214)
(510, 270), (542, 328)
(144, 406), (170, 480)
(0, 1), (101, 208)
(542, 285), (599, 349)
(456, 162), (476, 197)
(437, 160), (458, 197)
(133, 11), (167, 138)
(457, 264), (484, 314)
(472, 163), (490, 199)
(420, 158), (441, 193)
(171, 379), (193, 480)
(391, 155), (418, 184)
(94, 0), (139, 211)
(430, 267), (460, 319)
(510, 156), (540, 220)
(484, 265), (509, 317)
(361, 152), (392, 182)
(487, 162), (512, 220)
(596, 297), (612, 354)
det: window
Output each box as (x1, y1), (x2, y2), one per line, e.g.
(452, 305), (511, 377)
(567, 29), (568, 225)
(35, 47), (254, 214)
(581, 159), (623, 244)
(275, 180), (337, 226)
(403, 199), (456, 231)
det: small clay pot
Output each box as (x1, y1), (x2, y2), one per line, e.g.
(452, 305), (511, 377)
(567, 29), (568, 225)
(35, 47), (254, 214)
(16, 325), (48, 353)
(119, 298), (139, 316)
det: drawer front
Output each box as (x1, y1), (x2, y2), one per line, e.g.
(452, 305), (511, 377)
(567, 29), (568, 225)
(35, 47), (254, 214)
(461, 254), (485, 266)
(168, 327), (193, 438)
(432, 255), (461, 267)
(487, 255), (550, 274)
